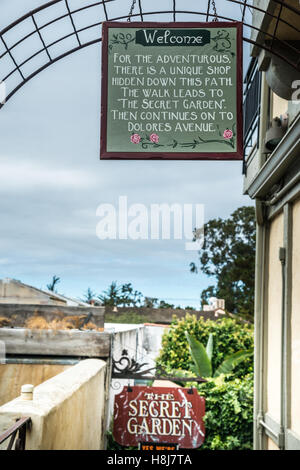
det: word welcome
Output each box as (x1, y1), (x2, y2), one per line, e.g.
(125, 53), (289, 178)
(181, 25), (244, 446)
(136, 29), (210, 47)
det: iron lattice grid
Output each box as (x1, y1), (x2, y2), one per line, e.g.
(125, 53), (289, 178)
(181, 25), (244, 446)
(0, 0), (299, 109)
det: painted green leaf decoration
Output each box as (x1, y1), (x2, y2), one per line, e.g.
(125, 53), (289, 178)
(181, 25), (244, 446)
(213, 348), (254, 378)
(185, 331), (212, 377)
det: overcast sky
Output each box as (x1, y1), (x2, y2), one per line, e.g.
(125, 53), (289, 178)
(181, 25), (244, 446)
(0, 1), (253, 308)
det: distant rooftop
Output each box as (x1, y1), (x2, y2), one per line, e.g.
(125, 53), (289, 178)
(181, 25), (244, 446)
(0, 278), (90, 307)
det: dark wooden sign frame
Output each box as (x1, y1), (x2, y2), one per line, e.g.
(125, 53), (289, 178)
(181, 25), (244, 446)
(100, 21), (243, 160)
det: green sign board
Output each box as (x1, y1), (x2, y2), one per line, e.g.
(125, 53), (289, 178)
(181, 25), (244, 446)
(101, 22), (243, 160)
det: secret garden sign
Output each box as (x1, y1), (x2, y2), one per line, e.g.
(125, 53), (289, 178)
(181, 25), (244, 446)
(113, 386), (205, 449)
(100, 21), (243, 160)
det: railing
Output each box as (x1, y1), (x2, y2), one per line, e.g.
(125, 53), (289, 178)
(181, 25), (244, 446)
(243, 58), (261, 173)
(0, 417), (31, 450)
(112, 350), (207, 385)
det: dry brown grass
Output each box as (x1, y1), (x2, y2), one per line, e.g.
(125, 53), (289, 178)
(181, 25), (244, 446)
(0, 311), (104, 331)
(0, 316), (11, 327)
(24, 315), (104, 331)
(82, 322), (104, 332)
(25, 316), (51, 329)
(64, 315), (86, 329)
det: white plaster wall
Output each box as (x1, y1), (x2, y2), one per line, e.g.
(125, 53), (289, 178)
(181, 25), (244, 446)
(0, 363), (70, 406)
(291, 199), (300, 436)
(266, 212), (283, 423)
(106, 324), (168, 430)
(106, 324), (145, 429)
(143, 325), (169, 367)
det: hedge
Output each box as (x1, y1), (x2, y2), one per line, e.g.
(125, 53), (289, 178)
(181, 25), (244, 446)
(197, 375), (253, 450)
(157, 314), (253, 378)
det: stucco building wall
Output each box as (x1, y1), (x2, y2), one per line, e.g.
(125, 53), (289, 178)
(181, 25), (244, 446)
(267, 437), (279, 450)
(291, 199), (300, 437)
(243, 0), (300, 447)
(266, 213), (283, 422)
(0, 363), (70, 406)
(0, 359), (107, 450)
(0, 279), (65, 305)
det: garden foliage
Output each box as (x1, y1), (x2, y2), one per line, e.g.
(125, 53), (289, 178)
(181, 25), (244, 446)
(157, 314), (253, 378)
(197, 375), (253, 450)
(156, 314), (254, 450)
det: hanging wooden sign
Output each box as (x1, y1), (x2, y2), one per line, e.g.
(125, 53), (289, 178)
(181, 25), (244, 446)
(113, 386), (205, 448)
(100, 21), (243, 160)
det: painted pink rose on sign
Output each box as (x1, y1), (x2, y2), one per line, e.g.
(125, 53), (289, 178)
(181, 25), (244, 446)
(223, 129), (233, 140)
(130, 133), (141, 144)
(150, 133), (159, 143)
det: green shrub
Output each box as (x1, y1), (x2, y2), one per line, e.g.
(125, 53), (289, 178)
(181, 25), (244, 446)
(157, 314), (253, 378)
(198, 374), (253, 450)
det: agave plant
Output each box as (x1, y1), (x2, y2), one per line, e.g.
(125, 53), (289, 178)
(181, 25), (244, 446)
(185, 331), (253, 378)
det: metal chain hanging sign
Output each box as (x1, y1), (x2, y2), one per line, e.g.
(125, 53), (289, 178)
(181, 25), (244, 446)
(111, 351), (206, 448)
(100, 20), (243, 160)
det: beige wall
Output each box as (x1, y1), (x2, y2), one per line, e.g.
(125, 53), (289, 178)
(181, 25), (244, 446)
(0, 279), (65, 305)
(271, 92), (288, 119)
(291, 199), (300, 436)
(0, 363), (70, 406)
(266, 212), (283, 422)
(0, 359), (107, 450)
(267, 438), (279, 450)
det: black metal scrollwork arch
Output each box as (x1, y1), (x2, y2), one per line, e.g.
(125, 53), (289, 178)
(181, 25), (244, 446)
(0, 0), (299, 108)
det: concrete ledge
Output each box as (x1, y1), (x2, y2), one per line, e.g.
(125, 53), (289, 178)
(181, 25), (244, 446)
(247, 113), (300, 199)
(0, 359), (107, 450)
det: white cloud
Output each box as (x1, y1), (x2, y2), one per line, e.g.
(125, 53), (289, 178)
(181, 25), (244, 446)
(0, 158), (97, 192)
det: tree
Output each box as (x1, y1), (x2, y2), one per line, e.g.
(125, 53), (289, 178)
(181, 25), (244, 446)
(158, 300), (175, 309)
(98, 282), (190, 310)
(98, 282), (143, 307)
(143, 297), (159, 308)
(120, 283), (143, 307)
(83, 287), (96, 304)
(190, 206), (256, 318)
(98, 281), (121, 306)
(47, 275), (60, 292)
